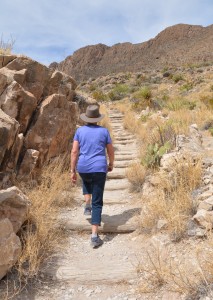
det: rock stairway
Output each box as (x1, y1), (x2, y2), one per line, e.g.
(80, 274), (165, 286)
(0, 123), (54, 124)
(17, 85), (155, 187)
(37, 109), (143, 300)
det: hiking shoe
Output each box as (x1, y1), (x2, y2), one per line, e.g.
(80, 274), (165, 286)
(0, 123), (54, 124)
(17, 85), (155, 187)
(84, 206), (92, 215)
(91, 235), (103, 248)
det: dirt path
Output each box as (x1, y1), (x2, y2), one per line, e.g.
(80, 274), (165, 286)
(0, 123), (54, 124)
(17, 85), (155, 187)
(28, 108), (145, 300)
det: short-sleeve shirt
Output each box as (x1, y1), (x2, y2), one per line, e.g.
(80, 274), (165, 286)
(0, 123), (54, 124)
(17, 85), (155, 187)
(73, 124), (112, 173)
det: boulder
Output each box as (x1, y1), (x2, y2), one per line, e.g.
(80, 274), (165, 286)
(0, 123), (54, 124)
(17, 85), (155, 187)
(0, 109), (19, 166)
(18, 149), (40, 180)
(193, 209), (213, 230)
(0, 81), (37, 133)
(0, 55), (17, 68)
(0, 186), (30, 233)
(0, 218), (21, 280)
(24, 94), (77, 164)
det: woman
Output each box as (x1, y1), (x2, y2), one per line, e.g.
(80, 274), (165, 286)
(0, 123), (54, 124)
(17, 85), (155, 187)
(71, 104), (114, 248)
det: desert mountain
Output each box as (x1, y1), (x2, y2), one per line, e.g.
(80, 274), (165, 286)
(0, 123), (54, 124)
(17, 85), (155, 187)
(51, 24), (213, 82)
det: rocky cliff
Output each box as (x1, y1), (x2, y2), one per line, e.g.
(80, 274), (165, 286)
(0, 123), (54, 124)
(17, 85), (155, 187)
(52, 24), (213, 82)
(0, 54), (79, 187)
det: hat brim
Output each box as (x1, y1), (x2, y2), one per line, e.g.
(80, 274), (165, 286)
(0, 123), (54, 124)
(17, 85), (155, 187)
(80, 113), (105, 123)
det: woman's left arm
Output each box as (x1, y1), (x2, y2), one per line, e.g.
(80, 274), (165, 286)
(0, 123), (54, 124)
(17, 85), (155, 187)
(70, 141), (79, 183)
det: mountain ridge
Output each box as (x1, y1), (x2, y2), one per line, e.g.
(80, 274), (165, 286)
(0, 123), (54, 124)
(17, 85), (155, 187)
(51, 24), (213, 82)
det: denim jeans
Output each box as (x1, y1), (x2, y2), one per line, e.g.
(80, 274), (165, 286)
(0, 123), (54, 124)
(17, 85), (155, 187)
(79, 172), (106, 225)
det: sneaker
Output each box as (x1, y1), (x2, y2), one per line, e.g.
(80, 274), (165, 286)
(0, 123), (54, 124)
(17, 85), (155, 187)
(84, 206), (92, 215)
(91, 235), (103, 248)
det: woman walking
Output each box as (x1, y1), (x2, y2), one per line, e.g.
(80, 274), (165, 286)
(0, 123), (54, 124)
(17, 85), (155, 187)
(70, 105), (114, 248)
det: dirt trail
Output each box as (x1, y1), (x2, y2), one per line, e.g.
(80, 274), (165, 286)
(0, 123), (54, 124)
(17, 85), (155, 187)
(28, 108), (144, 300)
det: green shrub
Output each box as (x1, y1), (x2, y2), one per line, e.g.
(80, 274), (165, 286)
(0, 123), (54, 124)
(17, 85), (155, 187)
(92, 90), (107, 101)
(209, 128), (213, 136)
(172, 74), (184, 83)
(89, 84), (97, 92)
(131, 86), (152, 111)
(166, 98), (196, 111)
(107, 84), (130, 101)
(180, 82), (193, 92)
(200, 95), (213, 110)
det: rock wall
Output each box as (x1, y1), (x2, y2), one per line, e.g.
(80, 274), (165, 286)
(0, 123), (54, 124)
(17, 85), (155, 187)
(0, 54), (79, 186)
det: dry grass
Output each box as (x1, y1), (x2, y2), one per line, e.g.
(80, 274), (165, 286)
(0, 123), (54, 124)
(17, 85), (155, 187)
(139, 156), (202, 240)
(0, 35), (15, 55)
(16, 156), (74, 282)
(99, 104), (113, 139)
(126, 163), (147, 192)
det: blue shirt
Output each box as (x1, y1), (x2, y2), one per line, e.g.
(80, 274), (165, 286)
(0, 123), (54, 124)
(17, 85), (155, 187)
(73, 125), (112, 173)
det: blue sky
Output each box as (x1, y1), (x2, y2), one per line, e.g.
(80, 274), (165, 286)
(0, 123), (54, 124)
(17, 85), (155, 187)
(0, 0), (212, 65)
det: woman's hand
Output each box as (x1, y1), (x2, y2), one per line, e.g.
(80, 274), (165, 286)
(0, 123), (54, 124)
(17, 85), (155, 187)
(71, 172), (77, 184)
(108, 164), (113, 172)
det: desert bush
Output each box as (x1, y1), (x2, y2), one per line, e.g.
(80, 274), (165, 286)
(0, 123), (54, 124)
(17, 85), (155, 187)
(107, 84), (130, 101)
(200, 94), (213, 110)
(16, 156), (74, 281)
(140, 156), (202, 240)
(92, 89), (107, 101)
(131, 86), (152, 111)
(209, 128), (213, 136)
(88, 83), (97, 91)
(126, 163), (147, 192)
(166, 98), (196, 111)
(172, 73), (184, 83)
(180, 82), (193, 92)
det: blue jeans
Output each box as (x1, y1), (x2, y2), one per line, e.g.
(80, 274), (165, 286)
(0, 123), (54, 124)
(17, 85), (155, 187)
(79, 172), (106, 225)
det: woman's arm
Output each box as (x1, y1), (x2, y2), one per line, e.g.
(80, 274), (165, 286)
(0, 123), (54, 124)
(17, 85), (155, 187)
(70, 140), (79, 183)
(106, 143), (114, 172)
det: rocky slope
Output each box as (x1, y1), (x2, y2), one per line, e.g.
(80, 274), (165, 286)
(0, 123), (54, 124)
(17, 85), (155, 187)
(51, 24), (213, 82)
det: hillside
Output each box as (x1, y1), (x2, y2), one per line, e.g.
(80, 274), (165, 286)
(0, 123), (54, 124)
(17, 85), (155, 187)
(51, 24), (213, 82)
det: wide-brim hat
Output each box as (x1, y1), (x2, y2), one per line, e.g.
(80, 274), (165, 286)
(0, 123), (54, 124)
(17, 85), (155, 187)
(80, 104), (105, 123)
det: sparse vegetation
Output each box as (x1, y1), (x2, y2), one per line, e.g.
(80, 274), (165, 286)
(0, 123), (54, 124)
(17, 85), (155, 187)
(0, 35), (15, 55)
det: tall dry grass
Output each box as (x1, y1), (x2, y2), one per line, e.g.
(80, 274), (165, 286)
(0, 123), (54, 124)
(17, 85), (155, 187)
(16, 155), (74, 282)
(0, 36), (15, 55)
(139, 155), (202, 240)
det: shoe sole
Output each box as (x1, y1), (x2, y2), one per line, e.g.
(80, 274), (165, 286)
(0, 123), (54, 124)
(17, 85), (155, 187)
(91, 241), (103, 248)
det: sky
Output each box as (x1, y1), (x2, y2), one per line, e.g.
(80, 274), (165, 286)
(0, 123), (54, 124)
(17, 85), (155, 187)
(0, 0), (212, 66)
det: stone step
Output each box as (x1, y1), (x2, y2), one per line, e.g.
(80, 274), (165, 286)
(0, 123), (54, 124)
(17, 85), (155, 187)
(48, 234), (138, 283)
(61, 204), (140, 233)
(74, 189), (131, 205)
(105, 178), (130, 190)
(114, 155), (136, 161)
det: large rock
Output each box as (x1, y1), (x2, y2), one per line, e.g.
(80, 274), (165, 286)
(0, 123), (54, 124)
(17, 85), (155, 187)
(0, 218), (21, 280)
(24, 94), (77, 164)
(0, 186), (30, 233)
(0, 81), (37, 133)
(0, 109), (19, 166)
(18, 149), (39, 180)
(0, 55), (79, 183)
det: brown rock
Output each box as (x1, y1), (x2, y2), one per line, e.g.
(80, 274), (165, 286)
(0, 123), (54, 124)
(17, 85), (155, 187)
(193, 209), (213, 230)
(0, 55), (17, 68)
(198, 196), (213, 211)
(0, 186), (30, 233)
(0, 81), (37, 133)
(0, 218), (21, 280)
(0, 109), (19, 166)
(18, 149), (39, 180)
(24, 94), (77, 164)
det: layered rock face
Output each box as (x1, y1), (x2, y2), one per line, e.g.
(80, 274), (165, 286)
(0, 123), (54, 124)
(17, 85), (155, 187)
(52, 24), (213, 81)
(0, 55), (78, 186)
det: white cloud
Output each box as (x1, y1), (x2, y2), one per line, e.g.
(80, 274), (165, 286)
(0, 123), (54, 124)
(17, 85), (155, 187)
(0, 0), (212, 64)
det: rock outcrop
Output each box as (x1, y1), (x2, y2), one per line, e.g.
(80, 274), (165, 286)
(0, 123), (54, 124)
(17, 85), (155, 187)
(0, 186), (29, 280)
(53, 24), (213, 81)
(0, 54), (79, 186)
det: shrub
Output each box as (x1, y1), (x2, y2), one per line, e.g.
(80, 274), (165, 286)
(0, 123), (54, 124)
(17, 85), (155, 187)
(107, 84), (130, 101)
(180, 82), (193, 92)
(209, 128), (213, 136)
(172, 73), (184, 83)
(166, 98), (196, 111)
(126, 163), (147, 192)
(92, 90), (107, 101)
(88, 84), (97, 91)
(131, 87), (152, 111)
(200, 94), (213, 110)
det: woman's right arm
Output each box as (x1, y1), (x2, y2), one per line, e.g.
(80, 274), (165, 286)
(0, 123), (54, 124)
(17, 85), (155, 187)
(106, 143), (114, 172)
